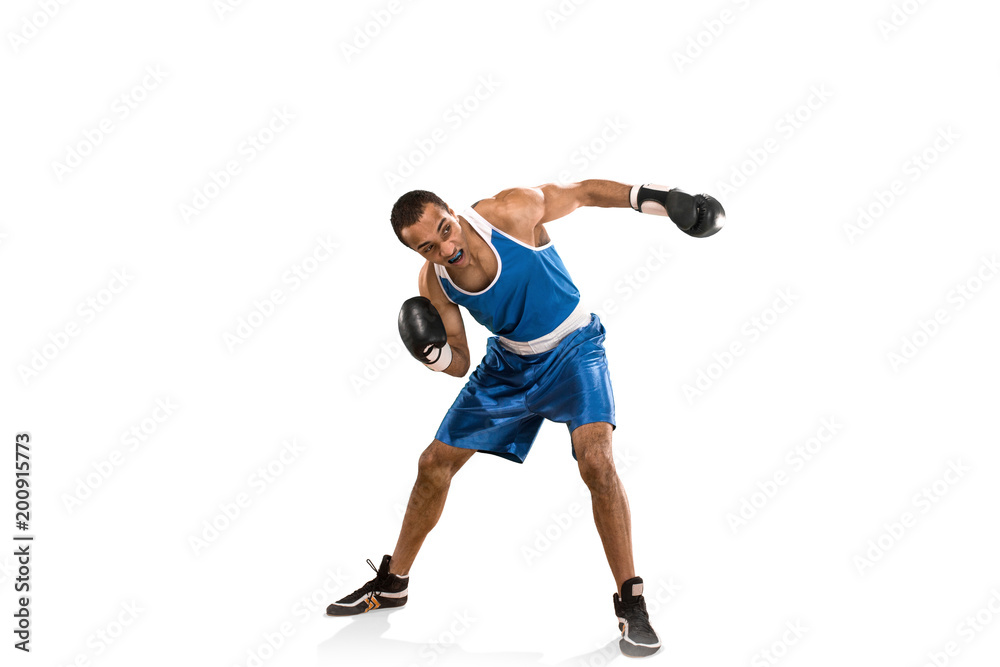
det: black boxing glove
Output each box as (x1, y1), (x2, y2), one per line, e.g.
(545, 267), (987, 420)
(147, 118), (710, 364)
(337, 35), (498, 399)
(629, 184), (725, 238)
(398, 296), (453, 371)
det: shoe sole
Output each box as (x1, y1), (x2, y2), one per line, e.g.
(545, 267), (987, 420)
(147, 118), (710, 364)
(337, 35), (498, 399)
(618, 620), (661, 657)
(619, 637), (661, 658)
(326, 596), (407, 616)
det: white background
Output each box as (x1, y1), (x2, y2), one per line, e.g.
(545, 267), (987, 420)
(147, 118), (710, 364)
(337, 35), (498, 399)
(2, 0), (999, 665)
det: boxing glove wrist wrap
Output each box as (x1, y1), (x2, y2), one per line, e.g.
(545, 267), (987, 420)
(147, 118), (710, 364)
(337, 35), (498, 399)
(629, 183), (672, 216)
(426, 342), (453, 372)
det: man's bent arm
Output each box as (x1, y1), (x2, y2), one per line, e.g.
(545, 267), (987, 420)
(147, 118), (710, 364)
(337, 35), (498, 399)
(418, 263), (471, 378)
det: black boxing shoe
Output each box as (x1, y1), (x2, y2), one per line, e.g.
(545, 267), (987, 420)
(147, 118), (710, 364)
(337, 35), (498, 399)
(613, 576), (661, 657)
(326, 555), (408, 616)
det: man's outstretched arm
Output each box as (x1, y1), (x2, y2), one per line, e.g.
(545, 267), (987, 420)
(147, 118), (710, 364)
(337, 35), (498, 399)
(536, 180), (632, 222)
(496, 179), (725, 238)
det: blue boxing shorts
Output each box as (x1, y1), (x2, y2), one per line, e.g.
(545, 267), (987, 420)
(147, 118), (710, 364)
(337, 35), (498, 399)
(435, 313), (615, 463)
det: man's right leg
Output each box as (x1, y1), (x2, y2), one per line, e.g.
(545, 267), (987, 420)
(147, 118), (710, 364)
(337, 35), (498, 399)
(389, 438), (475, 576)
(327, 439), (473, 616)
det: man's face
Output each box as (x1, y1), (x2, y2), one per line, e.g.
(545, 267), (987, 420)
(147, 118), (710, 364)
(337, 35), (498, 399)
(401, 203), (470, 267)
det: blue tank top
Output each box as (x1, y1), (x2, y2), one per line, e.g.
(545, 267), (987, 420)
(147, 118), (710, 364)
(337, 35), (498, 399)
(433, 206), (581, 342)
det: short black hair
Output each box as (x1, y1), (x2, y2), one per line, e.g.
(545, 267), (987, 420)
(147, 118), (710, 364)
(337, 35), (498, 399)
(390, 190), (449, 247)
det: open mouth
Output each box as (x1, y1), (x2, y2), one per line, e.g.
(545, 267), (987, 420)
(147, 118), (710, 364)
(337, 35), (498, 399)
(448, 249), (464, 265)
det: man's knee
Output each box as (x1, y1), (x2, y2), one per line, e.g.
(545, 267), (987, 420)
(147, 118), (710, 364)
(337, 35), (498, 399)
(577, 446), (618, 494)
(417, 439), (467, 487)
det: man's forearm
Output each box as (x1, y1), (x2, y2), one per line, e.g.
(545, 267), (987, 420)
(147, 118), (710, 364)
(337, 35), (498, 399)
(580, 180), (632, 208)
(443, 346), (470, 378)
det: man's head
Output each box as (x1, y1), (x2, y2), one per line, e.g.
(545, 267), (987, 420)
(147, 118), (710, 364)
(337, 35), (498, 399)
(391, 190), (470, 267)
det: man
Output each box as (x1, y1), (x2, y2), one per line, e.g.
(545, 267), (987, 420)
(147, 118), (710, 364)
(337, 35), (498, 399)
(327, 180), (724, 657)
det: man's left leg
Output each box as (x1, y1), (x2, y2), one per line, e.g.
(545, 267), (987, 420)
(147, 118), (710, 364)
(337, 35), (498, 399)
(571, 421), (634, 590)
(572, 420), (660, 657)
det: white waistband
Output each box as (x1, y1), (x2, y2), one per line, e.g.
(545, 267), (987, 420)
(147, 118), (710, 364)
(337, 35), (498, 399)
(497, 303), (591, 355)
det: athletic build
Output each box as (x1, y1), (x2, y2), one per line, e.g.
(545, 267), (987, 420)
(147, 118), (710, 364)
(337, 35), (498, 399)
(328, 180), (724, 657)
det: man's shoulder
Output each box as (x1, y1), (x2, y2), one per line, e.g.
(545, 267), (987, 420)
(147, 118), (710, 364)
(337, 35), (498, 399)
(417, 259), (434, 289)
(418, 260), (447, 300)
(472, 187), (544, 234)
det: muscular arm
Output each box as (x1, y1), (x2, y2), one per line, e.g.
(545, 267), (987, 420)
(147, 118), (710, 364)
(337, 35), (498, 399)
(484, 178), (723, 239)
(418, 263), (471, 378)
(481, 180), (632, 234)
(538, 179), (632, 219)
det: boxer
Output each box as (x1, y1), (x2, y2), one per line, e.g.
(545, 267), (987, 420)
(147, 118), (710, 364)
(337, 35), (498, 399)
(327, 180), (723, 657)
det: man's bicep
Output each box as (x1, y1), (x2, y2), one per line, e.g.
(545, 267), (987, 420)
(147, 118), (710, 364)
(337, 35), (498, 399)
(537, 182), (586, 223)
(493, 184), (583, 224)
